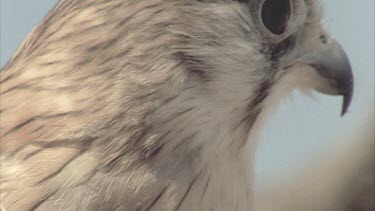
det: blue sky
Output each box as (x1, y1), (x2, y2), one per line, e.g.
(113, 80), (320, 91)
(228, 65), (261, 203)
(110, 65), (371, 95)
(1, 1), (374, 182)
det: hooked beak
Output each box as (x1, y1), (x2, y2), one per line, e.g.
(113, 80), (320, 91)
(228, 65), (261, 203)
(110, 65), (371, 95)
(298, 40), (354, 116)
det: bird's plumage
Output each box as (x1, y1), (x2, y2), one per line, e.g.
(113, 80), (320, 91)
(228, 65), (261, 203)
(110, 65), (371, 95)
(0, 0), (353, 210)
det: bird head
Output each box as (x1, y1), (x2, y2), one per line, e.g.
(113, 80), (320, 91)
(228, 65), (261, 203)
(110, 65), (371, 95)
(105, 0), (354, 165)
(172, 0), (353, 118)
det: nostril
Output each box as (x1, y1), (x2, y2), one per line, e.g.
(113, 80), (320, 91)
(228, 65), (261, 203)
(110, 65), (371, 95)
(320, 34), (328, 44)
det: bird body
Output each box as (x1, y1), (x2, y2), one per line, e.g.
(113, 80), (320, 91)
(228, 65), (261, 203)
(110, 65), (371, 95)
(0, 0), (353, 210)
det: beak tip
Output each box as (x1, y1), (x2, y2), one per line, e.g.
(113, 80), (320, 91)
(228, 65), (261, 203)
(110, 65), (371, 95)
(341, 90), (353, 117)
(341, 106), (348, 117)
(341, 73), (354, 117)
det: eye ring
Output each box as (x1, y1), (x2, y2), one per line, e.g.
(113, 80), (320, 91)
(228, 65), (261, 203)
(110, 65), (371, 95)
(260, 0), (291, 36)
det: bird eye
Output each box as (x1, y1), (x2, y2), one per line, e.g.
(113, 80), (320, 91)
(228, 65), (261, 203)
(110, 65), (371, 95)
(261, 0), (291, 35)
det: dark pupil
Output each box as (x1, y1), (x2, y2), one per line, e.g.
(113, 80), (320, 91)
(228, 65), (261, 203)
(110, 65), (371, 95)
(261, 0), (291, 35)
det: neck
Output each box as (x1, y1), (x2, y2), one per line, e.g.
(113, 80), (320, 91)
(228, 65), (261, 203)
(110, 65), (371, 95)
(146, 75), (289, 211)
(146, 118), (256, 211)
(144, 102), (264, 211)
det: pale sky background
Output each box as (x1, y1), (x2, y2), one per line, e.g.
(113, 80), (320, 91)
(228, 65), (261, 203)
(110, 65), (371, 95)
(1, 1), (374, 183)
